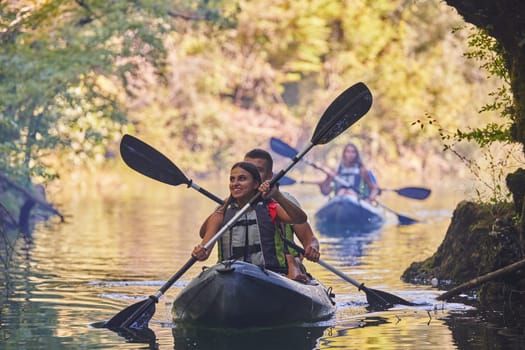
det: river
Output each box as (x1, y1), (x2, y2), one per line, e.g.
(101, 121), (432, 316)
(1, 172), (523, 349)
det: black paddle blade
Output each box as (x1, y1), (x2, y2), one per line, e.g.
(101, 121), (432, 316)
(104, 298), (155, 329)
(364, 287), (418, 310)
(312, 82), (372, 145)
(270, 137), (298, 159)
(376, 201), (420, 226)
(397, 214), (419, 225)
(120, 134), (190, 187)
(395, 187), (431, 200)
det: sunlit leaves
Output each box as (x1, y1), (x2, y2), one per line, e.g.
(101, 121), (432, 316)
(0, 0), (183, 184)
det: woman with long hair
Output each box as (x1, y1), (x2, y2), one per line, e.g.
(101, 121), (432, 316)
(318, 143), (379, 201)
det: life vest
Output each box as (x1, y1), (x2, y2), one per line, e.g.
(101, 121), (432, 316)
(335, 165), (376, 197)
(218, 201), (288, 272)
(335, 164), (361, 193)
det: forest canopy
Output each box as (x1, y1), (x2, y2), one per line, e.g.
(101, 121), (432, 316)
(0, 0), (518, 197)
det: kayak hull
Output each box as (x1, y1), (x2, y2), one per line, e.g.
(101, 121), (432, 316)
(315, 195), (385, 234)
(172, 260), (336, 328)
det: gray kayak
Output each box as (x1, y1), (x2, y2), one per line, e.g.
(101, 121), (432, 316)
(172, 260), (336, 328)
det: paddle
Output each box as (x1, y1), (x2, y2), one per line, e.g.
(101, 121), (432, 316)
(119, 136), (417, 310)
(269, 137), (423, 225)
(282, 178), (429, 201)
(277, 175), (296, 186)
(280, 237), (417, 308)
(119, 134), (225, 204)
(270, 137), (431, 200)
(119, 134), (296, 201)
(104, 81), (373, 329)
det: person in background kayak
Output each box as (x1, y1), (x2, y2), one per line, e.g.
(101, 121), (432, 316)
(192, 162), (309, 280)
(318, 143), (379, 201)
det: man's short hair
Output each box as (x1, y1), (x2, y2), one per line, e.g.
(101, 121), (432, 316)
(244, 148), (273, 171)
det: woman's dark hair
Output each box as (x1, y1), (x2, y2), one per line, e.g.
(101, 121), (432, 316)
(223, 162), (263, 208)
(230, 161), (262, 184)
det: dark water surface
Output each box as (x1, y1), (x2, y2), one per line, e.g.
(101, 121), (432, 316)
(1, 176), (523, 349)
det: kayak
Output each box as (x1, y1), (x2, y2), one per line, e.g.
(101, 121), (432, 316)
(314, 194), (385, 234)
(172, 260), (336, 328)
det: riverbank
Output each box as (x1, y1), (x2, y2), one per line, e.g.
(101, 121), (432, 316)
(402, 168), (525, 312)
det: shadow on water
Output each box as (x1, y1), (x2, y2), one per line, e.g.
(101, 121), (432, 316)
(91, 323), (160, 349)
(171, 324), (329, 350)
(444, 306), (525, 350)
(169, 314), (395, 350)
(96, 322), (331, 350)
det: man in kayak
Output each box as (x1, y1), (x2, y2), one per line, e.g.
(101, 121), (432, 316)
(243, 148), (321, 263)
(318, 142), (379, 201)
(192, 162), (310, 280)
(196, 149), (321, 281)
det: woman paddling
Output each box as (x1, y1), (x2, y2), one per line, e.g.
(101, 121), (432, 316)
(318, 143), (379, 201)
(192, 161), (309, 280)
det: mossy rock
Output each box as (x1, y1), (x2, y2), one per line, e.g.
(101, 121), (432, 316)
(402, 200), (523, 289)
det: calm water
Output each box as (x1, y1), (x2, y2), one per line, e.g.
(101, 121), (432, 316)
(1, 175), (523, 349)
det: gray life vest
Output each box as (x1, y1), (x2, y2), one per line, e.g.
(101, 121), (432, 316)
(219, 201), (285, 272)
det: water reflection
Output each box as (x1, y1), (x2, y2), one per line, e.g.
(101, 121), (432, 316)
(3, 178), (525, 349)
(445, 307), (525, 350)
(98, 324), (159, 348)
(172, 325), (328, 350)
(318, 230), (382, 266)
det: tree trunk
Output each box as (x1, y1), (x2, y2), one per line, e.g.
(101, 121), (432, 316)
(437, 258), (525, 301)
(444, 0), (525, 153)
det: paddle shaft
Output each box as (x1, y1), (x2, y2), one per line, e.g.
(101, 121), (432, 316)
(317, 259), (363, 289)
(187, 180), (224, 205)
(283, 236), (364, 290)
(279, 237), (405, 307)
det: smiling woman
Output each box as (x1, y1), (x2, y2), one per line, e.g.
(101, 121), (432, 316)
(228, 162), (263, 206)
(193, 161), (308, 269)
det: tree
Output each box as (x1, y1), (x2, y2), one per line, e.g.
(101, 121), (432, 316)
(444, 0), (525, 153)
(0, 0), (227, 185)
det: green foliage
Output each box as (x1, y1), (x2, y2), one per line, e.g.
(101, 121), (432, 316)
(410, 23), (518, 204)
(412, 115), (520, 204)
(0, 0), (226, 186)
(415, 27), (511, 152)
(0, 0), (516, 194)
(455, 123), (510, 147)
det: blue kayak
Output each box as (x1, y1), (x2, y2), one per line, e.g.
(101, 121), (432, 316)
(172, 260), (336, 328)
(315, 195), (385, 234)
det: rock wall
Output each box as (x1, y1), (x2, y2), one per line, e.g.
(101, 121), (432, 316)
(402, 168), (525, 306)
